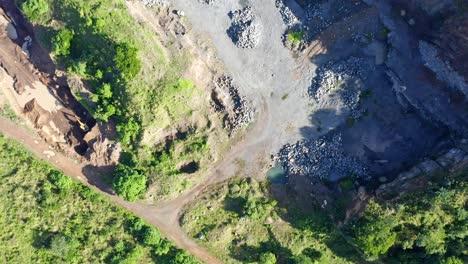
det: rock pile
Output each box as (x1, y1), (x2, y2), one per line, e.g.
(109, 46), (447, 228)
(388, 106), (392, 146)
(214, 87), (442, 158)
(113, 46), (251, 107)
(198, 0), (217, 5)
(274, 0), (299, 27)
(309, 57), (372, 119)
(227, 7), (261, 49)
(275, 134), (368, 181)
(214, 76), (255, 134)
(141, 0), (169, 7)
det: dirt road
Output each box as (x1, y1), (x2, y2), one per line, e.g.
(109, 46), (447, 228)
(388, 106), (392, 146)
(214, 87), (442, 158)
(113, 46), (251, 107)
(0, 116), (221, 263)
(0, 98), (273, 263)
(0, 1), (323, 263)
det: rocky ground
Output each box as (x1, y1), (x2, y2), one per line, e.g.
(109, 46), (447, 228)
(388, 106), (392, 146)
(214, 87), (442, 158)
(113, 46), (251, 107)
(165, 0), (467, 186)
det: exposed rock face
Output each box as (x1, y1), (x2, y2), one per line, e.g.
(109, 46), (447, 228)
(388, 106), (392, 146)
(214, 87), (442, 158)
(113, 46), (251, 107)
(85, 126), (121, 168)
(376, 147), (468, 200)
(370, 0), (468, 135)
(435, 14), (468, 82)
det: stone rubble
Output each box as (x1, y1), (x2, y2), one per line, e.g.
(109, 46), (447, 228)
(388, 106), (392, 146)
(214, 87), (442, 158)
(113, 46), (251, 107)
(275, 133), (368, 181)
(198, 0), (217, 5)
(227, 6), (261, 49)
(141, 0), (169, 7)
(308, 57), (372, 119)
(274, 0), (299, 27)
(214, 76), (255, 134)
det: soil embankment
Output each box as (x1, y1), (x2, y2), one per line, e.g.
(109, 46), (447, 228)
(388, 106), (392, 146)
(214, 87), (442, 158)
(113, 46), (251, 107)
(0, 5), (95, 155)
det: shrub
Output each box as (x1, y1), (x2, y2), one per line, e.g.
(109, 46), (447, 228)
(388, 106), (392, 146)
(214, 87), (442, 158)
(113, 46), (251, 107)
(21, 0), (49, 22)
(114, 42), (141, 80)
(112, 164), (147, 201)
(48, 170), (74, 194)
(143, 227), (162, 246)
(440, 256), (464, 264)
(353, 200), (397, 260)
(48, 234), (78, 260)
(259, 252), (277, 264)
(117, 118), (141, 145)
(53, 29), (74, 56)
(242, 197), (277, 219)
(287, 30), (304, 44)
(171, 251), (199, 264)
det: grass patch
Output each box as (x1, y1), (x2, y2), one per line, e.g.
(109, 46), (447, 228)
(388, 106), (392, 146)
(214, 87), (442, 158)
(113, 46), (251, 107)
(181, 178), (358, 263)
(19, 0), (222, 200)
(0, 103), (19, 121)
(0, 134), (199, 263)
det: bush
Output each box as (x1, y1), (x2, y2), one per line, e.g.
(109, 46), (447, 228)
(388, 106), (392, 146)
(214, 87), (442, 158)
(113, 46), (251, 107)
(48, 170), (74, 194)
(287, 30), (304, 44)
(21, 0), (49, 22)
(171, 251), (199, 264)
(112, 164), (147, 201)
(242, 197), (277, 219)
(259, 252), (277, 264)
(117, 118), (141, 145)
(440, 256), (464, 264)
(114, 42), (141, 80)
(143, 227), (162, 246)
(353, 201), (397, 260)
(53, 29), (74, 56)
(48, 234), (78, 260)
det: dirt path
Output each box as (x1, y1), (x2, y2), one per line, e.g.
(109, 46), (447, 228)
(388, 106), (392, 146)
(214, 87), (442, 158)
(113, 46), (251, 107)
(0, 116), (221, 263)
(0, 1), (322, 263)
(0, 97), (272, 263)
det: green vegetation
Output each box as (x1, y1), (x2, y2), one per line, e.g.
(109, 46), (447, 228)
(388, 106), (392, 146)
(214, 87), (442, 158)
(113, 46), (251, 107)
(53, 28), (74, 56)
(112, 164), (147, 201)
(136, 134), (210, 197)
(181, 178), (360, 263)
(349, 172), (467, 263)
(0, 134), (199, 263)
(0, 102), (19, 121)
(21, 0), (50, 23)
(20, 0), (223, 200)
(287, 30), (305, 44)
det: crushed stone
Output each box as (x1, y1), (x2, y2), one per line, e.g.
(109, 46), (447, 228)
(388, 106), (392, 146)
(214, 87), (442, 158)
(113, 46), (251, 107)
(275, 133), (368, 181)
(227, 6), (261, 49)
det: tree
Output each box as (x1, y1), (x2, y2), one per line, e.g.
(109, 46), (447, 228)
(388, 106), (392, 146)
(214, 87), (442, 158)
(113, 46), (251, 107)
(112, 164), (147, 201)
(114, 42), (141, 80)
(53, 29), (74, 56)
(143, 227), (161, 246)
(48, 170), (73, 194)
(353, 200), (397, 260)
(440, 256), (464, 264)
(21, 0), (49, 22)
(117, 118), (140, 145)
(170, 251), (199, 264)
(259, 252), (277, 264)
(48, 234), (78, 260)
